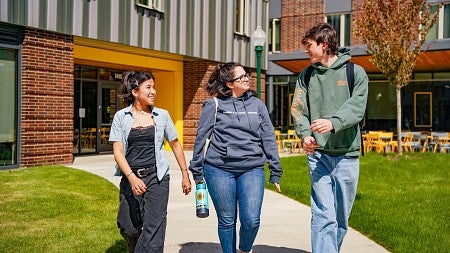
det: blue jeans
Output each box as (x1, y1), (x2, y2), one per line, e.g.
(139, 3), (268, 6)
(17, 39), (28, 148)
(308, 152), (359, 253)
(204, 163), (265, 253)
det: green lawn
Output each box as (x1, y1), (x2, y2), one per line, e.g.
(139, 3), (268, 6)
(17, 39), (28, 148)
(1, 153), (448, 253)
(0, 166), (126, 253)
(266, 152), (450, 253)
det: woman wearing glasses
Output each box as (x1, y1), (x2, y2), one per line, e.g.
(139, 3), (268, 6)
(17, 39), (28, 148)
(189, 62), (282, 253)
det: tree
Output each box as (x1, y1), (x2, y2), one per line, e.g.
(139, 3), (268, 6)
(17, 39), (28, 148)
(354, 0), (442, 155)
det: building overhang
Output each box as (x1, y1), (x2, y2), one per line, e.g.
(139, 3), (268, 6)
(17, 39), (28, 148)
(269, 39), (450, 75)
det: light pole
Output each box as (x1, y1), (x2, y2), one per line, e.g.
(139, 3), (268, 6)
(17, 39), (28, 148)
(252, 26), (266, 98)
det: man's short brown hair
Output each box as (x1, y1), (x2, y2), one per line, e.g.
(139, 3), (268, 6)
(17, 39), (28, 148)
(301, 23), (339, 56)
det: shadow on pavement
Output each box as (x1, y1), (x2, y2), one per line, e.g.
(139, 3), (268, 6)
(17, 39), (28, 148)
(178, 242), (309, 253)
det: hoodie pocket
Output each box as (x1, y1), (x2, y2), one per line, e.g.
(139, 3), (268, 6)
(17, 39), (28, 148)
(226, 144), (263, 159)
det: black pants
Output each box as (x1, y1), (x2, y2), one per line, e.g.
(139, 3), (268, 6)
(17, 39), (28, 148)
(117, 172), (170, 253)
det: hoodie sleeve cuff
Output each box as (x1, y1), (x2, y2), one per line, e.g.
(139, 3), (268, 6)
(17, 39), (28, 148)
(269, 175), (281, 184)
(330, 118), (343, 133)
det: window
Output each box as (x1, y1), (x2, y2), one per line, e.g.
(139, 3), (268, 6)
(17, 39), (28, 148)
(269, 19), (281, 52)
(414, 92), (432, 127)
(135, 0), (163, 12)
(0, 47), (18, 167)
(326, 13), (351, 47)
(235, 0), (251, 36)
(443, 3), (450, 38)
(426, 3), (450, 41)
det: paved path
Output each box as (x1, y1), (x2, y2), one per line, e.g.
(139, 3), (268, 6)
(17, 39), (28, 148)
(67, 152), (389, 253)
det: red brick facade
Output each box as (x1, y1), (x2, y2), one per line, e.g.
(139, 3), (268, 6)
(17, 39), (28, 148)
(17, 29), (265, 165)
(20, 28), (74, 166)
(280, 0), (366, 52)
(182, 60), (265, 150)
(281, 0), (325, 52)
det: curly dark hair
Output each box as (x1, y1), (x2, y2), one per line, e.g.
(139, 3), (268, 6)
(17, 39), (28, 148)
(119, 71), (155, 106)
(301, 23), (339, 56)
(204, 62), (246, 97)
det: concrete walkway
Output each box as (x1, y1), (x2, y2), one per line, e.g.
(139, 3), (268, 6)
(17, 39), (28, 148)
(67, 152), (389, 253)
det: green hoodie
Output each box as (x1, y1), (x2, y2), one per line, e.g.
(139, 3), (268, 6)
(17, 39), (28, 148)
(291, 48), (369, 156)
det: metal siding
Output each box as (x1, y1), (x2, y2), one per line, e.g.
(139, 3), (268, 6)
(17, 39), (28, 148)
(28, 0), (39, 27)
(47, 0), (57, 31)
(0, 0), (263, 66)
(226, 0), (233, 62)
(129, 0), (138, 46)
(215, 0), (221, 60)
(57, 0), (73, 34)
(0, 0), (8, 21)
(208, 0), (216, 60)
(169, 0), (177, 53)
(82, 0), (89, 37)
(154, 13), (161, 50)
(193, 0), (201, 57)
(88, 0), (97, 38)
(8, 0), (27, 25)
(202, 0), (208, 58)
(118, 0), (130, 44)
(178, 0), (186, 55)
(184, 1), (193, 56)
(39, 0), (47, 29)
(142, 8), (150, 48)
(72, 0), (82, 36)
(97, 0), (111, 41)
(110, 0), (119, 42)
(137, 13), (143, 47)
(148, 15), (155, 49)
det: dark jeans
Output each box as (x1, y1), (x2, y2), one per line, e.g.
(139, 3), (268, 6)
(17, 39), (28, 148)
(117, 172), (170, 253)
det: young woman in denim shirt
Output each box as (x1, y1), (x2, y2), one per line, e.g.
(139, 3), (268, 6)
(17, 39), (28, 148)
(109, 71), (191, 253)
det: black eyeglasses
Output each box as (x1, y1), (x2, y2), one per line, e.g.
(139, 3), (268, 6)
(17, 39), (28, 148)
(230, 73), (250, 83)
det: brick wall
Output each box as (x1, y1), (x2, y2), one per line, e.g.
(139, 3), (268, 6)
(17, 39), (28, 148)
(281, 0), (324, 52)
(281, 0), (367, 52)
(20, 28), (74, 166)
(182, 60), (265, 150)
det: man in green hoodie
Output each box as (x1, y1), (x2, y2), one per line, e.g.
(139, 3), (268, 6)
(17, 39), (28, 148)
(291, 23), (368, 253)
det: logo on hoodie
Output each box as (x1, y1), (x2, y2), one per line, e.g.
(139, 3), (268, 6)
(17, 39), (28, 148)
(337, 80), (348, 86)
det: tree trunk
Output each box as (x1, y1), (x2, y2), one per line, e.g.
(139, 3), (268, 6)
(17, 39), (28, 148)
(396, 85), (403, 156)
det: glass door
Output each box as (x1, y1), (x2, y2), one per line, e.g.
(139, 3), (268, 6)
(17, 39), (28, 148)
(74, 80), (98, 154)
(99, 82), (120, 152)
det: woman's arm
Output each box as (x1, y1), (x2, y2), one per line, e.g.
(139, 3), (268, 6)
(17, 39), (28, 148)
(112, 141), (147, 196)
(168, 139), (192, 195)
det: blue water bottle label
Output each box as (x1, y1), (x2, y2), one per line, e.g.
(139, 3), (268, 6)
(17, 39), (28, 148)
(195, 182), (209, 218)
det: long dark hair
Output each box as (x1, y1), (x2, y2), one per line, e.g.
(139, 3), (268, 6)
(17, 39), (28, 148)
(204, 62), (243, 97)
(119, 71), (155, 106)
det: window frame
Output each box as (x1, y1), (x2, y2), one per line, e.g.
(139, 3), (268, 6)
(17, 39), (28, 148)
(325, 13), (351, 47)
(426, 3), (450, 41)
(235, 0), (251, 36)
(135, 0), (163, 12)
(0, 43), (20, 169)
(269, 18), (281, 53)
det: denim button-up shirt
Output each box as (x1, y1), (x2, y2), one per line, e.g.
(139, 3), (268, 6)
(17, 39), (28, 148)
(109, 105), (179, 181)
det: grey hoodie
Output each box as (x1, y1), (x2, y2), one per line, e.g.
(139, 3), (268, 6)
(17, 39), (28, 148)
(189, 91), (282, 183)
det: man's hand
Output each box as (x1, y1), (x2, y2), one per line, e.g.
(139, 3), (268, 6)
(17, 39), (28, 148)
(311, 119), (333, 133)
(302, 136), (318, 154)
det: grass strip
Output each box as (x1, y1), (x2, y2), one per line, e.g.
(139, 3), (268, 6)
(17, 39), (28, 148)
(266, 152), (450, 253)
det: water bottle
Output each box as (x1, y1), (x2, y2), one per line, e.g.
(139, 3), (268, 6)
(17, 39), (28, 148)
(195, 181), (209, 218)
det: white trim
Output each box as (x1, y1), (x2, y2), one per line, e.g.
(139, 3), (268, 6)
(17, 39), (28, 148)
(340, 14), (346, 47)
(438, 6), (444, 39)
